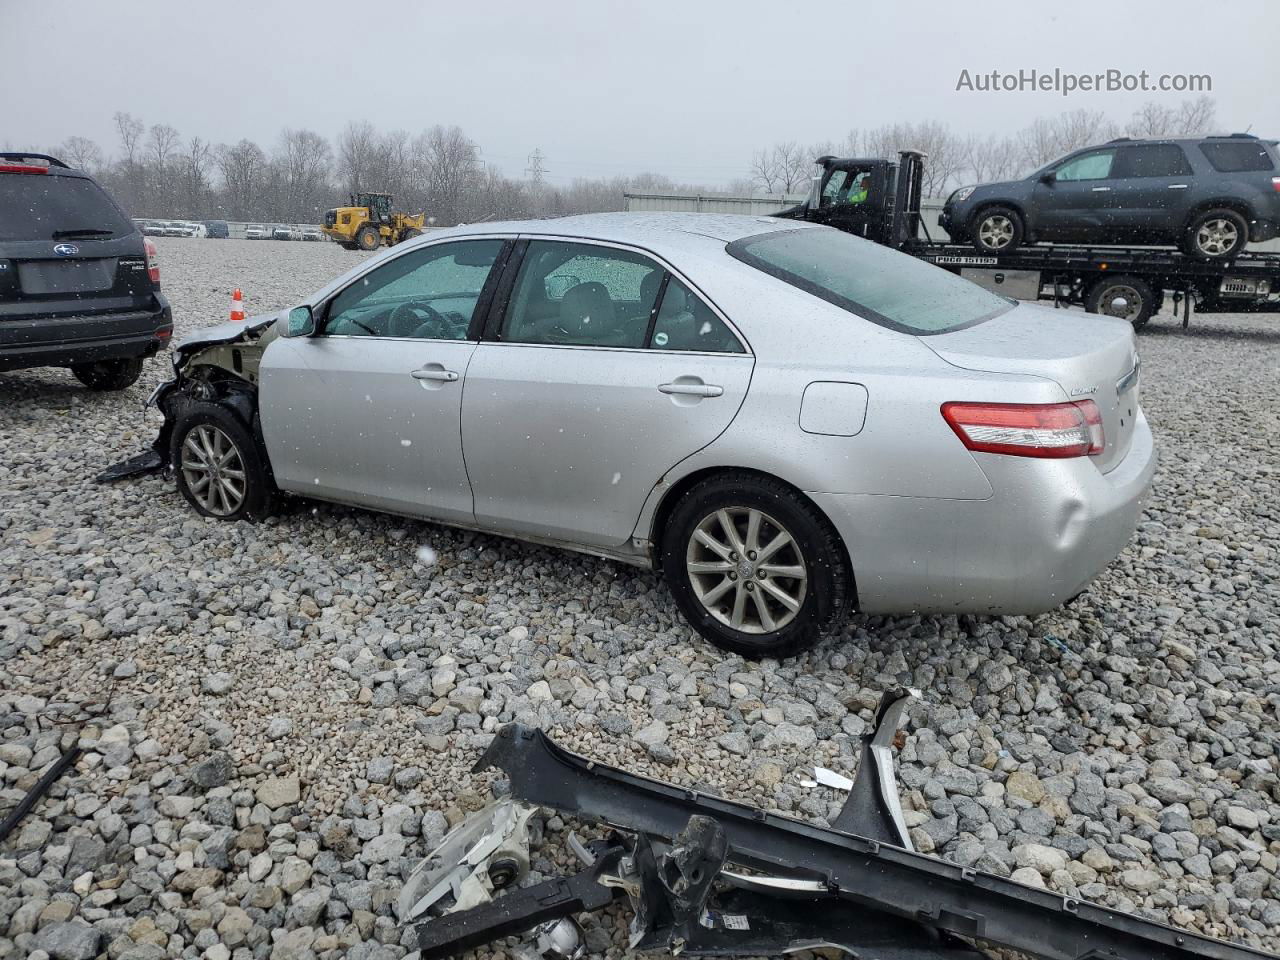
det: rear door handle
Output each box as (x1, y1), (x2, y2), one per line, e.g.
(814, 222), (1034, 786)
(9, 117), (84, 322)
(1168, 183), (1190, 189)
(1091, 187), (1111, 192)
(658, 382), (723, 398)
(411, 367), (459, 382)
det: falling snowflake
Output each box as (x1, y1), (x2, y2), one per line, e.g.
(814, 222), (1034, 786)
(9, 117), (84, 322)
(416, 544), (438, 566)
(611, 472), (622, 485)
(400, 439), (412, 447)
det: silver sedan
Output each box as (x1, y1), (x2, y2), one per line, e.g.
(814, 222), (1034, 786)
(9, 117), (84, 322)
(143, 213), (1155, 657)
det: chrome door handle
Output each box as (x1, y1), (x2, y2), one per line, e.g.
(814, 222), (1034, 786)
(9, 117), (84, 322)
(1168, 183), (1190, 189)
(1091, 187), (1111, 192)
(411, 367), (458, 382)
(658, 382), (723, 398)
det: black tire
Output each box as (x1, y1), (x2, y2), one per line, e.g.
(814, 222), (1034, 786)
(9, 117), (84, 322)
(355, 225), (381, 251)
(1183, 208), (1248, 260)
(339, 242), (358, 250)
(397, 228), (423, 244)
(660, 472), (852, 658)
(170, 402), (273, 521)
(1085, 275), (1158, 331)
(71, 357), (143, 391)
(970, 205), (1024, 255)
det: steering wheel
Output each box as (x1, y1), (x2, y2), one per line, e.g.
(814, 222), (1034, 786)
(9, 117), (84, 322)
(389, 300), (448, 338)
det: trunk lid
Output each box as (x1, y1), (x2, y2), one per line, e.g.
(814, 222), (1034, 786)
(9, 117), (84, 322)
(921, 303), (1141, 473)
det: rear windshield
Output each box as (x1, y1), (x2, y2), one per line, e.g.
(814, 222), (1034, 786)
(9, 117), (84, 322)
(727, 227), (1012, 334)
(0, 173), (134, 242)
(1198, 141), (1277, 173)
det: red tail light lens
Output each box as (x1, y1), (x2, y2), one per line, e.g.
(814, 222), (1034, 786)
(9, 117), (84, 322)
(1272, 177), (1280, 193)
(0, 163), (49, 174)
(941, 400), (1104, 458)
(143, 237), (160, 286)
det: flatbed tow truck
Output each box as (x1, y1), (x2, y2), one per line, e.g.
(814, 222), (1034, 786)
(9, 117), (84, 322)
(777, 152), (1280, 330)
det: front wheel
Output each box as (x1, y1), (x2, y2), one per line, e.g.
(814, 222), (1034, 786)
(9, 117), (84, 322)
(397, 228), (423, 244)
(72, 357), (143, 391)
(970, 206), (1024, 255)
(171, 403), (273, 521)
(355, 225), (381, 251)
(661, 472), (851, 658)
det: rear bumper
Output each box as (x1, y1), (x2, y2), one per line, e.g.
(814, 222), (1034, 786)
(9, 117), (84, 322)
(0, 296), (172, 371)
(810, 411), (1157, 615)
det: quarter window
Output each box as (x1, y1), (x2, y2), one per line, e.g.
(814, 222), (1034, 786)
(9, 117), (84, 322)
(651, 278), (743, 353)
(1114, 144), (1193, 178)
(501, 241), (663, 348)
(323, 239), (503, 340)
(1199, 141), (1276, 173)
(1053, 149), (1116, 182)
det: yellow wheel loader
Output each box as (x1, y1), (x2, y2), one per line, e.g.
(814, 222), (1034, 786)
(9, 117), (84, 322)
(322, 192), (426, 250)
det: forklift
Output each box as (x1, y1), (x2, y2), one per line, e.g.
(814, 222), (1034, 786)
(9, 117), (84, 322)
(322, 192), (427, 251)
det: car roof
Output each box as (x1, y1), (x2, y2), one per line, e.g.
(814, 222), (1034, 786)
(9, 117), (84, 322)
(426, 211), (811, 257)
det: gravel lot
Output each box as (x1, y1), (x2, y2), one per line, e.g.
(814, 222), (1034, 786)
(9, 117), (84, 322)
(2, 236), (1278, 960)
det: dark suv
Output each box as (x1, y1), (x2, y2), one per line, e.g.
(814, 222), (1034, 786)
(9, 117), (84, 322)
(941, 134), (1280, 260)
(0, 153), (172, 390)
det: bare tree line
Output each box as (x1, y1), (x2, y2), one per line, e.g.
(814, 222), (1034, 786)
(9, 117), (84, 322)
(42, 113), (702, 225)
(37, 95), (1226, 224)
(749, 96), (1222, 197)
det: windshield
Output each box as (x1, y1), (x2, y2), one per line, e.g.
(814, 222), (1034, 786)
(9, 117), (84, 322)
(0, 173), (134, 241)
(727, 227), (1013, 334)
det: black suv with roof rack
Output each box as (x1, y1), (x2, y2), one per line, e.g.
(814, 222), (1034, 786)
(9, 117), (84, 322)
(941, 133), (1280, 260)
(0, 153), (172, 390)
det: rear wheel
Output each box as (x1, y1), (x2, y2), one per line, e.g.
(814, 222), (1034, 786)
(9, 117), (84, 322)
(1183, 209), (1248, 260)
(72, 357), (143, 391)
(661, 472), (851, 658)
(1085, 276), (1158, 331)
(397, 228), (423, 244)
(355, 225), (381, 251)
(970, 206), (1024, 255)
(171, 403), (272, 521)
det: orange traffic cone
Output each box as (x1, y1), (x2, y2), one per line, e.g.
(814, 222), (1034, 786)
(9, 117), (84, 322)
(230, 288), (245, 323)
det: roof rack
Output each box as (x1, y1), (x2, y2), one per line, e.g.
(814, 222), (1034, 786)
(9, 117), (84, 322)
(0, 152), (69, 168)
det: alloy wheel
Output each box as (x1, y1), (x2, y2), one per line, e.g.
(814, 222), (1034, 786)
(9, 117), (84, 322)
(1195, 218), (1239, 257)
(685, 507), (808, 635)
(977, 215), (1014, 250)
(181, 424), (247, 517)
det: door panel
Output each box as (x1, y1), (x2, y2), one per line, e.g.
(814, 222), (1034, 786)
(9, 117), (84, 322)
(1034, 148), (1119, 240)
(260, 336), (478, 521)
(461, 344), (753, 547)
(1107, 144), (1197, 237)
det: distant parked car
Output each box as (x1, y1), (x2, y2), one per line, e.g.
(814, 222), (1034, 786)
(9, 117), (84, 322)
(188, 222), (208, 239)
(141, 220), (167, 237)
(272, 225), (299, 241)
(204, 220), (230, 239)
(130, 213), (1153, 657)
(245, 224), (268, 240)
(0, 152), (171, 390)
(299, 226), (324, 241)
(941, 134), (1280, 260)
(162, 221), (192, 238)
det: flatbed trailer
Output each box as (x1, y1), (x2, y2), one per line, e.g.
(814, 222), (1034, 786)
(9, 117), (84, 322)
(780, 152), (1280, 329)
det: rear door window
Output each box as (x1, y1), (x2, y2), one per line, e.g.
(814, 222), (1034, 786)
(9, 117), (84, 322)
(0, 174), (134, 241)
(1199, 141), (1277, 172)
(1114, 144), (1194, 178)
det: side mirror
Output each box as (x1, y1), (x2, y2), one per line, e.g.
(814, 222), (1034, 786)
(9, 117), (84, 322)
(1039, 172), (1056, 185)
(284, 305), (316, 338)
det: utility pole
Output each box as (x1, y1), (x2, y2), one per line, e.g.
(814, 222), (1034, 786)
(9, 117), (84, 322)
(525, 149), (546, 186)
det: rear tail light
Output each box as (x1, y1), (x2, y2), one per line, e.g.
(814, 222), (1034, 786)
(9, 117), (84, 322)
(1272, 177), (1280, 192)
(0, 163), (49, 174)
(941, 400), (1104, 459)
(143, 237), (160, 286)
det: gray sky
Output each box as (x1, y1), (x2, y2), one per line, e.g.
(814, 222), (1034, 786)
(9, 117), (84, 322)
(4, 0), (1276, 185)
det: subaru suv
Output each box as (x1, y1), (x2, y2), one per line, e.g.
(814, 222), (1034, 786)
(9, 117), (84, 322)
(941, 134), (1280, 260)
(0, 153), (172, 390)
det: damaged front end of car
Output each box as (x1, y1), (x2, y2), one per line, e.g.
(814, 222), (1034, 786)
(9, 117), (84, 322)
(96, 311), (283, 483)
(402, 690), (1279, 960)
